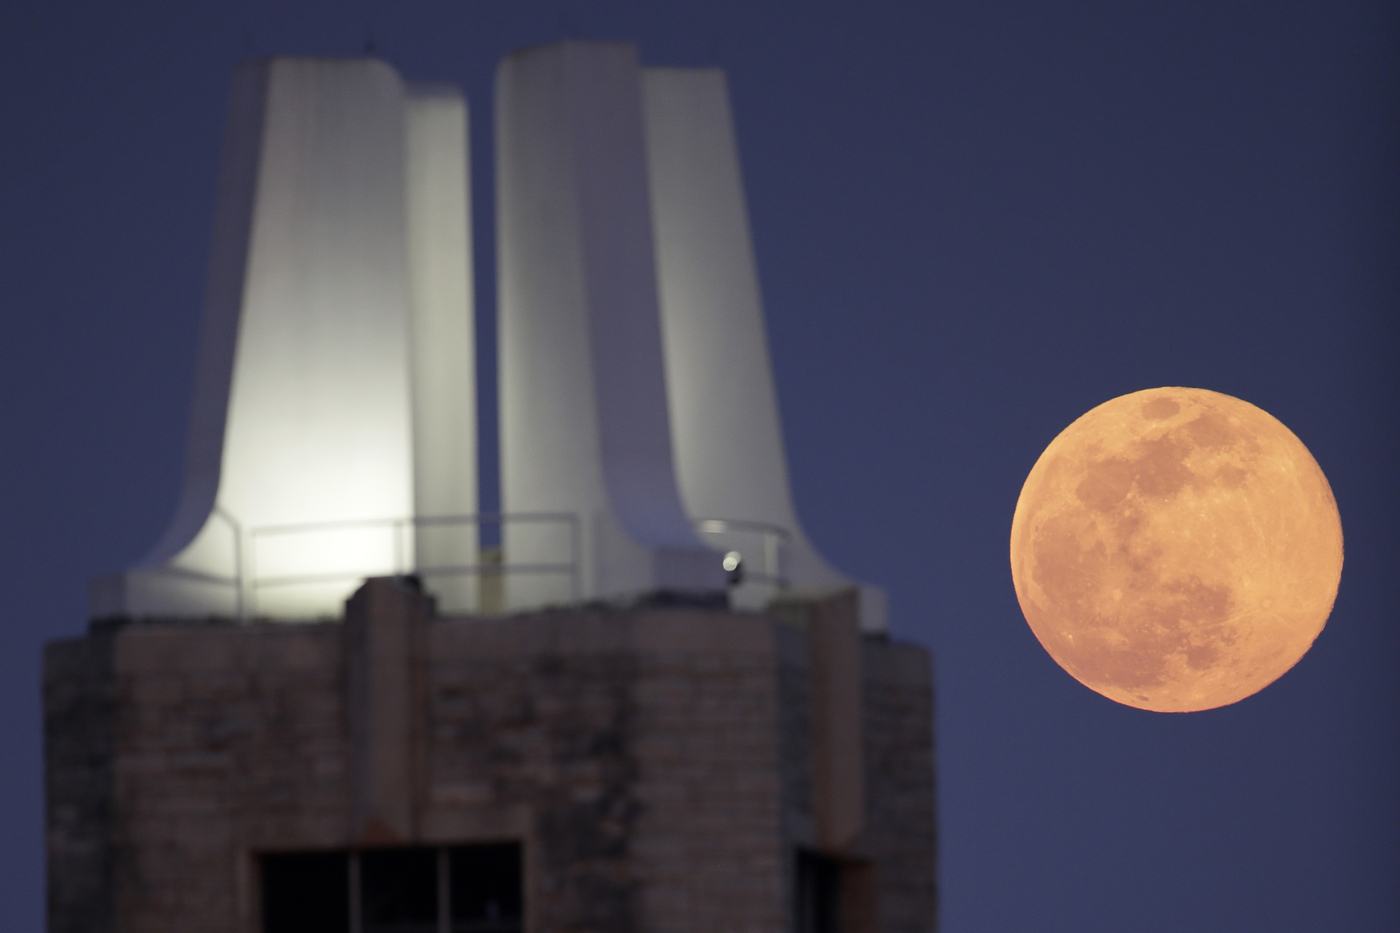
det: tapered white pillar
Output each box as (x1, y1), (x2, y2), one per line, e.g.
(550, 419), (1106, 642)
(641, 67), (887, 630)
(405, 84), (479, 614)
(496, 41), (882, 627)
(92, 58), (477, 620)
(496, 42), (724, 609)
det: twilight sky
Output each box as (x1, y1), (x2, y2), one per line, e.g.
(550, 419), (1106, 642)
(2, 2), (1396, 930)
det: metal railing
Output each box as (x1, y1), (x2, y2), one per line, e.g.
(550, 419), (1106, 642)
(151, 510), (579, 621)
(148, 510), (792, 620)
(247, 512), (580, 618)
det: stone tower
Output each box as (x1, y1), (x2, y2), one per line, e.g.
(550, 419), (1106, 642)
(46, 42), (936, 933)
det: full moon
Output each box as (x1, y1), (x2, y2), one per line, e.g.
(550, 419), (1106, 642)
(1009, 388), (1343, 712)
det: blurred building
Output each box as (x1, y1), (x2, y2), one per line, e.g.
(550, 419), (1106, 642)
(46, 581), (934, 932)
(46, 41), (935, 933)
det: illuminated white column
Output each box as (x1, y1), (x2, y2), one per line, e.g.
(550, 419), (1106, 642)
(92, 58), (477, 620)
(405, 85), (478, 614)
(496, 41), (724, 609)
(641, 67), (886, 630)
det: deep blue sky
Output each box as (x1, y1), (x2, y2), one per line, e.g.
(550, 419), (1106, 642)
(2, 2), (1396, 930)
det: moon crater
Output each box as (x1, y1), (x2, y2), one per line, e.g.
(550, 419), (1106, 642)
(1010, 388), (1342, 712)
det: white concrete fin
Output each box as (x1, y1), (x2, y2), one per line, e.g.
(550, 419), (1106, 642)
(405, 83), (478, 614)
(93, 58), (478, 620)
(495, 41), (724, 609)
(641, 67), (887, 631)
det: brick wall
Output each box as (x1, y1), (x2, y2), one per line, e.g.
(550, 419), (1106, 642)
(862, 639), (938, 933)
(44, 582), (934, 932)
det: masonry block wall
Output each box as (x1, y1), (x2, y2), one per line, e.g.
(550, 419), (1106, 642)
(45, 581), (935, 932)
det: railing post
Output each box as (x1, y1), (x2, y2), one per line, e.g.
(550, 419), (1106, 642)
(570, 513), (582, 602)
(213, 506), (247, 624)
(234, 521), (245, 624)
(393, 519), (404, 576)
(246, 525), (259, 619)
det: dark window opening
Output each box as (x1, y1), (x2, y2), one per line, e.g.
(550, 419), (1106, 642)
(262, 851), (350, 933)
(795, 849), (841, 933)
(450, 842), (523, 931)
(261, 842), (522, 933)
(362, 847), (439, 933)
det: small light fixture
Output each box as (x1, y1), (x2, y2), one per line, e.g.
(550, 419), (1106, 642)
(722, 551), (743, 586)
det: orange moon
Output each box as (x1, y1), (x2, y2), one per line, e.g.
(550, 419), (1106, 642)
(1009, 388), (1343, 712)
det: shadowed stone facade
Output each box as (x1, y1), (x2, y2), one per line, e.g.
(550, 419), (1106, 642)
(45, 580), (935, 932)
